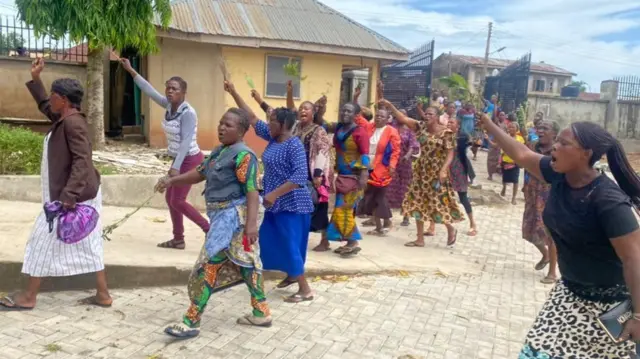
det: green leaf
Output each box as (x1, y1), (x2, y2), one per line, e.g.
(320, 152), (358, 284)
(245, 75), (255, 89)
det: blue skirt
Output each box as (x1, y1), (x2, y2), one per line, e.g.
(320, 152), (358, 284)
(259, 211), (311, 277)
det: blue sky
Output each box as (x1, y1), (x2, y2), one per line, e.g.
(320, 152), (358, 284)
(1, 0), (638, 91)
(319, 0), (640, 91)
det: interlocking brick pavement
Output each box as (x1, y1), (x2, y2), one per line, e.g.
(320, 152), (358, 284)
(0, 153), (555, 358)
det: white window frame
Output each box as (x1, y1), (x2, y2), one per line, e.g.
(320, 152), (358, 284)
(264, 54), (302, 99)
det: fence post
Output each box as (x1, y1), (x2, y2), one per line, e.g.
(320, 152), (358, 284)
(601, 80), (619, 135)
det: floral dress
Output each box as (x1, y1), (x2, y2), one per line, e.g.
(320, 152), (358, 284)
(521, 142), (552, 247)
(388, 120), (420, 209)
(402, 123), (464, 224)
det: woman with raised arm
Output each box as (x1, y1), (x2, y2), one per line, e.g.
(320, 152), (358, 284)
(160, 107), (271, 339)
(521, 120), (560, 284)
(479, 113), (640, 358)
(0, 58), (111, 311)
(380, 99), (463, 248)
(324, 102), (370, 257)
(225, 81), (315, 303)
(120, 58), (209, 250)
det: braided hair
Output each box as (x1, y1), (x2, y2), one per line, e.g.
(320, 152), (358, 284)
(571, 121), (640, 209)
(273, 107), (297, 130)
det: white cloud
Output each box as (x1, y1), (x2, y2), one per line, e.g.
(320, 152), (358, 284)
(319, 0), (640, 92)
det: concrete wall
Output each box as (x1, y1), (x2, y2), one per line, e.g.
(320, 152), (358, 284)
(0, 57), (86, 119)
(142, 39), (379, 154)
(527, 94), (609, 129)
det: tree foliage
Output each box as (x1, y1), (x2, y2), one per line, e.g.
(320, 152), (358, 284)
(570, 80), (588, 93)
(15, 0), (172, 54)
(0, 32), (25, 55)
(437, 74), (484, 110)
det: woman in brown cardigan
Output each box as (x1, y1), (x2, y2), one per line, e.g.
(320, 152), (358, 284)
(0, 58), (112, 310)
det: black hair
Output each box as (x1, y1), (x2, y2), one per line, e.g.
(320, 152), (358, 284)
(345, 102), (361, 115)
(225, 107), (250, 134)
(571, 121), (640, 209)
(540, 120), (560, 135)
(51, 78), (83, 109)
(273, 107), (297, 130)
(166, 76), (187, 92)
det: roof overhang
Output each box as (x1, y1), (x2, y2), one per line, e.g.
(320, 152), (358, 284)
(156, 28), (409, 62)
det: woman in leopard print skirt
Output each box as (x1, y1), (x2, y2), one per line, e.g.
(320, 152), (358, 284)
(481, 113), (640, 358)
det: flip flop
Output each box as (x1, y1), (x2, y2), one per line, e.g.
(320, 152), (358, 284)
(164, 323), (200, 339)
(0, 296), (34, 311)
(157, 239), (185, 250)
(404, 241), (425, 248)
(333, 246), (349, 254)
(540, 276), (557, 284)
(534, 258), (550, 271)
(284, 293), (314, 303)
(78, 296), (112, 308)
(276, 278), (297, 289)
(447, 229), (458, 248)
(237, 315), (273, 327)
(366, 229), (387, 237)
(467, 228), (478, 237)
(340, 247), (361, 258)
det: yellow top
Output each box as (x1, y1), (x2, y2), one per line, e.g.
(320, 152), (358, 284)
(502, 134), (525, 163)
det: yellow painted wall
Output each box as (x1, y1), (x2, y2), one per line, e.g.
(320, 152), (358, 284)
(143, 39), (379, 154)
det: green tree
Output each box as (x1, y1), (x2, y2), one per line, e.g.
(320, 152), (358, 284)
(0, 32), (25, 56)
(437, 74), (484, 110)
(570, 80), (588, 93)
(15, 0), (172, 149)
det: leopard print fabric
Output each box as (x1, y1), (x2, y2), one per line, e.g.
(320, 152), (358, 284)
(520, 281), (636, 358)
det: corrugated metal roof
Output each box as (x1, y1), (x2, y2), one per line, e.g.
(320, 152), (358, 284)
(162, 0), (408, 55)
(447, 54), (576, 76)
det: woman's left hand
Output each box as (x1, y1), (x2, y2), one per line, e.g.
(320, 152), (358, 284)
(263, 192), (277, 208)
(619, 317), (640, 343)
(439, 169), (448, 183)
(168, 168), (179, 177)
(245, 224), (259, 245)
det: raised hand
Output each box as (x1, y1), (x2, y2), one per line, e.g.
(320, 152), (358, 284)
(31, 58), (44, 78)
(118, 58), (133, 72)
(224, 80), (236, 94)
(251, 89), (263, 103)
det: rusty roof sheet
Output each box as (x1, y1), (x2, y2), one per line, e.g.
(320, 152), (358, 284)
(447, 54), (576, 76)
(163, 0), (408, 55)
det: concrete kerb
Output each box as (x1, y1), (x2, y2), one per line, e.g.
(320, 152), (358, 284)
(0, 261), (418, 292)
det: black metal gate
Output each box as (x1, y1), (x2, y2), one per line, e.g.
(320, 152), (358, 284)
(483, 52), (531, 114)
(380, 40), (434, 118)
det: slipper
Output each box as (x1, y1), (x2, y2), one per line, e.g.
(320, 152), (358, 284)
(540, 276), (557, 284)
(340, 247), (361, 258)
(78, 296), (112, 308)
(284, 293), (314, 303)
(276, 278), (297, 289)
(366, 229), (387, 237)
(333, 246), (349, 254)
(447, 229), (458, 248)
(312, 245), (331, 252)
(404, 241), (425, 248)
(237, 315), (273, 328)
(0, 296), (34, 311)
(157, 239), (185, 250)
(467, 228), (478, 237)
(164, 323), (200, 339)
(534, 258), (550, 271)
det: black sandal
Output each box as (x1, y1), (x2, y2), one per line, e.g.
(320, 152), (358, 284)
(157, 239), (185, 250)
(447, 230), (458, 248)
(276, 278), (297, 289)
(340, 247), (361, 258)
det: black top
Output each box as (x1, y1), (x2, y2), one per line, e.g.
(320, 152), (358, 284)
(540, 156), (639, 287)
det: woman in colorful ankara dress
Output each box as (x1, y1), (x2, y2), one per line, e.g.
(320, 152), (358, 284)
(448, 118), (478, 236)
(159, 107), (271, 339)
(325, 102), (370, 258)
(388, 110), (420, 226)
(226, 81), (315, 303)
(380, 99), (463, 248)
(522, 120), (560, 284)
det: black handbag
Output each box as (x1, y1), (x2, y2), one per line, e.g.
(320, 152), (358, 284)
(597, 299), (640, 357)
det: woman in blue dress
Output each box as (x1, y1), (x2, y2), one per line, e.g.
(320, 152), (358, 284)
(225, 81), (315, 303)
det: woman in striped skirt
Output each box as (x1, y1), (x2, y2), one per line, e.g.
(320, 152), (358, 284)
(0, 58), (111, 311)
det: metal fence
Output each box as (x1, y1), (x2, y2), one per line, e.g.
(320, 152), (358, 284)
(484, 52), (531, 114)
(614, 76), (640, 102)
(380, 40), (434, 119)
(0, 15), (87, 63)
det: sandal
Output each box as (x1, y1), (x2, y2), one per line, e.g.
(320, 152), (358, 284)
(540, 276), (557, 284)
(284, 293), (314, 303)
(534, 258), (550, 271)
(401, 219), (410, 227)
(237, 315), (273, 327)
(333, 246), (349, 254)
(276, 278), (297, 289)
(366, 229), (387, 237)
(157, 239), (185, 250)
(447, 229), (458, 247)
(78, 296), (112, 308)
(361, 219), (375, 227)
(404, 241), (425, 248)
(164, 323), (200, 339)
(340, 247), (361, 258)
(0, 295), (34, 311)
(467, 228), (478, 237)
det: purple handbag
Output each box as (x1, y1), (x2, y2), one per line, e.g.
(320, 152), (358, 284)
(43, 201), (99, 244)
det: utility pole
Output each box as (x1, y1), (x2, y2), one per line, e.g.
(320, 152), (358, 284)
(483, 22), (493, 80)
(448, 51), (452, 76)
